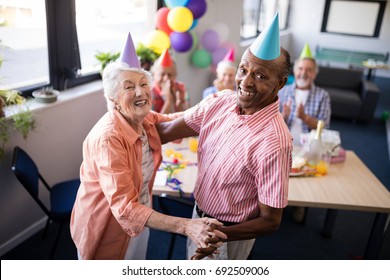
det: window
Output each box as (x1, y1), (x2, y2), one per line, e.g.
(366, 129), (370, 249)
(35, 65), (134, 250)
(76, 0), (156, 76)
(0, 0), (49, 90)
(241, 0), (290, 40)
(0, 0), (158, 93)
(321, 0), (387, 37)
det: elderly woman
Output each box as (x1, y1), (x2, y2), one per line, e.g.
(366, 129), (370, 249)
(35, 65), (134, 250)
(202, 49), (237, 99)
(70, 61), (226, 260)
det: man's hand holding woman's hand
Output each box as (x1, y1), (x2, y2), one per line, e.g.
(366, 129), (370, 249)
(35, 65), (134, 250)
(185, 218), (227, 254)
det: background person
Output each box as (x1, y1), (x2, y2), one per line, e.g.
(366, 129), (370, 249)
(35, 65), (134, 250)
(70, 33), (226, 260)
(157, 14), (293, 260)
(278, 43), (331, 146)
(278, 44), (331, 223)
(150, 49), (189, 114)
(202, 48), (237, 99)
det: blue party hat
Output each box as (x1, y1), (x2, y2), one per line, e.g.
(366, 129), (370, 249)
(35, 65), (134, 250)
(250, 13), (280, 60)
(119, 32), (140, 68)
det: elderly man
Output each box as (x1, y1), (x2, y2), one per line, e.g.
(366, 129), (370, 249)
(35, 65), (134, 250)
(278, 44), (331, 146)
(157, 14), (292, 260)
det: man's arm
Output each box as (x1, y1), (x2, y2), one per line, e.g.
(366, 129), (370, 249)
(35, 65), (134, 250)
(156, 117), (198, 144)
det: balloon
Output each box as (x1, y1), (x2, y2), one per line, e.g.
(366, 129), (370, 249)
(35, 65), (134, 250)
(170, 31), (193, 53)
(186, 0), (207, 19)
(189, 31), (198, 53)
(189, 19), (198, 30)
(211, 47), (229, 65)
(191, 49), (211, 68)
(212, 23), (229, 42)
(155, 7), (173, 35)
(144, 30), (171, 55)
(167, 7), (193, 32)
(164, 0), (189, 8)
(200, 29), (220, 52)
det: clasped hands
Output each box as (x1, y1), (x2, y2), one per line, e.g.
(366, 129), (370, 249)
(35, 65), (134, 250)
(186, 217), (227, 260)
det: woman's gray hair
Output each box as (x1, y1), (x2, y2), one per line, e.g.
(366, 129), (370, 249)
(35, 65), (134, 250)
(102, 61), (152, 111)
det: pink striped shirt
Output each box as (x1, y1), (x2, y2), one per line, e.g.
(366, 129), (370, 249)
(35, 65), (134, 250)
(184, 90), (292, 223)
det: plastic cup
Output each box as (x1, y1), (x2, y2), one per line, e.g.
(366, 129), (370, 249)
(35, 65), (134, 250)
(188, 138), (198, 153)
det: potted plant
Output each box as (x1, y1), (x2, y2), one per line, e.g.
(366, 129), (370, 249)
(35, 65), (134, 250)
(136, 43), (160, 71)
(95, 51), (120, 74)
(0, 44), (36, 159)
(0, 90), (36, 159)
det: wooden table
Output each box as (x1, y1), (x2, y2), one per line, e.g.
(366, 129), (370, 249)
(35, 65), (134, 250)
(153, 140), (390, 259)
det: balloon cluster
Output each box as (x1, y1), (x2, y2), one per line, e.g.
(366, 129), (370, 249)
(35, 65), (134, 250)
(144, 0), (207, 55)
(192, 27), (236, 69)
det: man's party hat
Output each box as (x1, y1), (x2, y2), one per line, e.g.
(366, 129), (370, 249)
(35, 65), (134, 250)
(299, 43), (313, 59)
(249, 13), (280, 60)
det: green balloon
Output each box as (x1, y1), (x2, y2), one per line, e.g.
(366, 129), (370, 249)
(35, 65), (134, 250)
(191, 49), (211, 68)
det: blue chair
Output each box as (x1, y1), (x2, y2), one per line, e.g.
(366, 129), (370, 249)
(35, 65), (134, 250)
(158, 193), (195, 259)
(11, 146), (80, 259)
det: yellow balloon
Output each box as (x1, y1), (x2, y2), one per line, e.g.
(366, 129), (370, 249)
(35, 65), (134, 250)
(144, 30), (171, 55)
(167, 7), (193, 32)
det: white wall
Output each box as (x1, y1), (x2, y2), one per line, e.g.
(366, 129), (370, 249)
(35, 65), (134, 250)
(288, 0), (390, 78)
(0, 81), (106, 255)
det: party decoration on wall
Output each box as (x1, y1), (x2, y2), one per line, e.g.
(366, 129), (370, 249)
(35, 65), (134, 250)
(189, 30), (198, 53)
(167, 7), (193, 32)
(165, 0), (189, 8)
(170, 31), (193, 53)
(211, 46), (229, 66)
(200, 29), (220, 52)
(142, 0), (208, 61)
(186, 0), (207, 19)
(155, 7), (173, 35)
(191, 49), (211, 68)
(144, 29), (170, 55)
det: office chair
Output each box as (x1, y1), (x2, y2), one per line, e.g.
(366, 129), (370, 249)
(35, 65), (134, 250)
(158, 193), (195, 259)
(11, 146), (80, 259)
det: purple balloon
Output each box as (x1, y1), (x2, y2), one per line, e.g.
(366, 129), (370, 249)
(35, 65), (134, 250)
(186, 0), (207, 19)
(170, 31), (193, 53)
(200, 29), (220, 52)
(212, 47), (229, 65)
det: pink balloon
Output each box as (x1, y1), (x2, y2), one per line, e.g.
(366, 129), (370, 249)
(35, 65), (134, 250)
(155, 7), (173, 35)
(200, 29), (220, 52)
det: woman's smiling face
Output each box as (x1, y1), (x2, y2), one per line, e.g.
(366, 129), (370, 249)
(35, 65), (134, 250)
(117, 71), (152, 120)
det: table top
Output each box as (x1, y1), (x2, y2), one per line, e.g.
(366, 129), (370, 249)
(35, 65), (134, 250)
(153, 140), (390, 214)
(315, 47), (389, 67)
